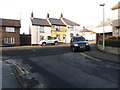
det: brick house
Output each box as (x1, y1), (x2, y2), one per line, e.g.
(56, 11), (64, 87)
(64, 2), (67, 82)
(0, 19), (21, 46)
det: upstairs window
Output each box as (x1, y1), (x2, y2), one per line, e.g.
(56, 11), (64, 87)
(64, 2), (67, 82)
(56, 26), (60, 31)
(6, 27), (15, 32)
(68, 25), (74, 29)
(40, 26), (44, 33)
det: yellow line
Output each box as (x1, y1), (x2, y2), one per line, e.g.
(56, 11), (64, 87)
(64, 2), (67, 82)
(15, 64), (29, 75)
(80, 53), (101, 61)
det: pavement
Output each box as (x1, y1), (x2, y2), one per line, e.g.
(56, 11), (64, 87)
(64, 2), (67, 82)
(1, 60), (21, 89)
(84, 44), (120, 64)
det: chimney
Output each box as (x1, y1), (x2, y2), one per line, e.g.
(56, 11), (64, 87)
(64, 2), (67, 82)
(60, 13), (63, 19)
(31, 11), (33, 18)
(46, 13), (49, 19)
(83, 26), (86, 29)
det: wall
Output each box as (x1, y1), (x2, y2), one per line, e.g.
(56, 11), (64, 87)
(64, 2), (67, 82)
(97, 44), (120, 55)
(2, 27), (20, 46)
(66, 25), (80, 43)
(112, 19), (120, 36)
(20, 34), (31, 45)
(51, 25), (66, 42)
(31, 25), (51, 44)
(31, 26), (38, 44)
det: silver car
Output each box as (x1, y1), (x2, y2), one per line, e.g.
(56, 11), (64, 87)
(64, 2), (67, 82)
(70, 36), (90, 52)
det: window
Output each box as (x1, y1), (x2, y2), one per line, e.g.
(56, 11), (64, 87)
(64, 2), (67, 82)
(56, 34), (60, 40)
(56, 26), (60, 31)
(4, 37), (15, 44)
(40, 26), (44, 33)
(6, 27), (15, 32)
(73, 37), (86, 41)
(68, 25), (74, 29)
(39, 36), (44, 41)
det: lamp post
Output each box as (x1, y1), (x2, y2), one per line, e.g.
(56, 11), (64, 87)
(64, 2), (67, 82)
(100, 3), (105, 50)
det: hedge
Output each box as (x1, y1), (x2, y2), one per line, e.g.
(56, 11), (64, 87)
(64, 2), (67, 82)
(99, 39), (120, 47)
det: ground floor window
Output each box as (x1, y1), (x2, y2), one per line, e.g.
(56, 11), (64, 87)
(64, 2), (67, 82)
(56, 34), (60, 40)
(70, 33), (73, 38)
(39, 36), (44, 41)
(4, 37), (15, 44)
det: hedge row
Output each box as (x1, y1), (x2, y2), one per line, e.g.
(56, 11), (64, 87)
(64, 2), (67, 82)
(99, 39), (120, 47)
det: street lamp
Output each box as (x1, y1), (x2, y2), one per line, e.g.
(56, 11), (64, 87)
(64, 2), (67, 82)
(100, 3), (105, 51)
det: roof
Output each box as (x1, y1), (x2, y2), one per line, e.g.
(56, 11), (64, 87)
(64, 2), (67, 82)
(94, 25), (112, 33)
(0, 18), (21, 27)
(80, 27), (91, 32)
(95, 23), (112, 28)
(49, 18), (66, 26)
(32, 18), (51, 26)
(62, 18), (80, 26)
(111, 2), (120, 10)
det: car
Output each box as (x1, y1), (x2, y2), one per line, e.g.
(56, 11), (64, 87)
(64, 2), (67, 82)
(39, 37), (59, 46)
(70, 36), (90, 52)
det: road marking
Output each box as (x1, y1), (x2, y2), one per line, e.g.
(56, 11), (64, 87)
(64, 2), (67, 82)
(15, 64), (30, 75)
(80, 52), (101, 61)
(80, 52), (120, 70)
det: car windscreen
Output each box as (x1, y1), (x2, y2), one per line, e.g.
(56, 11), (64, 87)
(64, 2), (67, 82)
(73, 37), (86, 41)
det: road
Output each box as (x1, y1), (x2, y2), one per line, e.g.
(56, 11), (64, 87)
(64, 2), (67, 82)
(2, 45), (119, 88)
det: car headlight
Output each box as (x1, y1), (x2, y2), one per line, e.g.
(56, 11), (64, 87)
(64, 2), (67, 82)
(74, 44), (78, 46)
(86, 43), (89, 45)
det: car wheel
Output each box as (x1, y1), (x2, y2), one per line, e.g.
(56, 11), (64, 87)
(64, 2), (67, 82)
(71, 46), (77, 52)
(54, 41), (58, 45)
(86, 46), (90, 51)
(42, 42), (46, 46)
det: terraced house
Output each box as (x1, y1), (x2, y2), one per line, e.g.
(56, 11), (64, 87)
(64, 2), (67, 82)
(30, 13), (80, 44)
(60, 13), (80, 43)
(47, 13), (66, 43)
(30, 13), (51, 45)
(0, 18), (21, 46)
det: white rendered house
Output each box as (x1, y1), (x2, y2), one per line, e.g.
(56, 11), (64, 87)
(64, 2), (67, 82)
(30, 13), (51, 45)
(60, 14), (80, 43)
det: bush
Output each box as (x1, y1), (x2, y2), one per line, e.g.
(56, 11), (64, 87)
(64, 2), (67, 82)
(99, 36), (120, 47)
(105, 36), (120, 40)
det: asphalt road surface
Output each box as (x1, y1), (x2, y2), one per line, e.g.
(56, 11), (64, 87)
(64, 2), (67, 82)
(2, 46), (119, 88)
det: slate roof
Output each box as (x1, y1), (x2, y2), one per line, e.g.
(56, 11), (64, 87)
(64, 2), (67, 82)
(62, 18), (80, 26)
(111, 2), (120, 10)
(49, 18), (66, 26)
(32, 18), (51, 26)
(0, 18), (21, 27)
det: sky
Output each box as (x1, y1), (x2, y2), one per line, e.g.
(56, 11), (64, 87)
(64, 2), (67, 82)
(0, 0), (119, 34)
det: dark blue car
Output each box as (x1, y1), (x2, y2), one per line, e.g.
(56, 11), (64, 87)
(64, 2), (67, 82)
(70, 36), (90, 52)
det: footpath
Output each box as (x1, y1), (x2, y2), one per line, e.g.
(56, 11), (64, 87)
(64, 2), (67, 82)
(85, 44), (120, 64)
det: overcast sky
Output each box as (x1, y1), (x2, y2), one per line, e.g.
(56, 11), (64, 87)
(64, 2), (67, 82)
(0, 0), (119, 34)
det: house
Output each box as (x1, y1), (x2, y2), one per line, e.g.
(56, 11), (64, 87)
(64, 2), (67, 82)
(111, 2), (120, 36)
(80, 27), (96, 41)
(47, 13), (66, 43)
(0, 18), (21, 46)
(60, 13), (80, 43)
(94, 24), (112, 44)
(30, 13), (51, 45)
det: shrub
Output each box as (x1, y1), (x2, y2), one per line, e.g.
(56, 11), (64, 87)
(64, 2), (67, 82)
(99, 39), (120, 47)
(105, 36), (120, 40)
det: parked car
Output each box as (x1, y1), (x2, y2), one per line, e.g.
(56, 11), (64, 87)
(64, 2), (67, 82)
(70, 36), (90, 52)
(39, 37), (59, 46)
